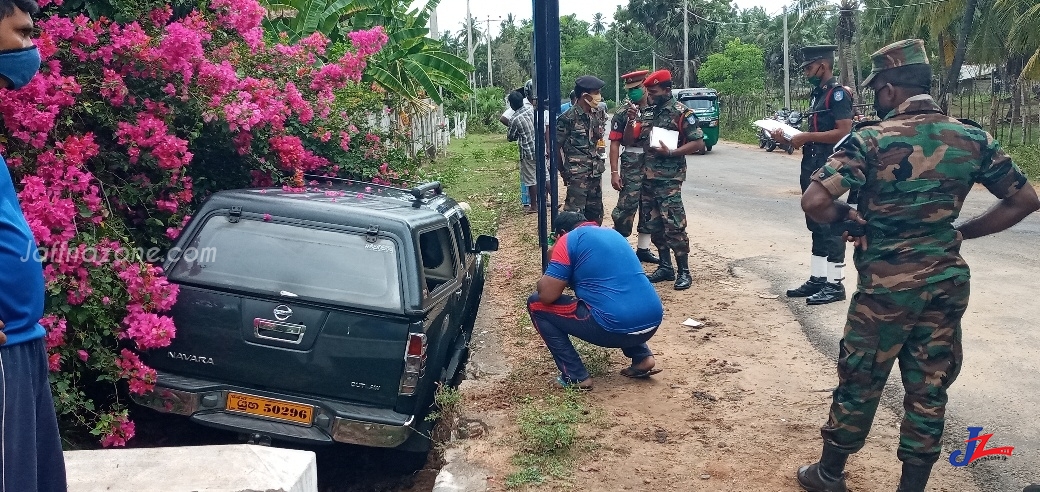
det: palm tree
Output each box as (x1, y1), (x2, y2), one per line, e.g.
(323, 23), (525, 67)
(591, 13), (606, 36)
(835, 0), (859, 92)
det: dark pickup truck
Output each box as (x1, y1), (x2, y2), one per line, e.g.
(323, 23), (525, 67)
(133, 179), (497, 452)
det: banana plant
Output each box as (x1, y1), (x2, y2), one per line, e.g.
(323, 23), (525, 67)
(261, 0), (473, 104)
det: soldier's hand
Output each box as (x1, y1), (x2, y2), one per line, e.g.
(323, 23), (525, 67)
(650, 141), (670, 155)
(841, 209), (868, 251)
(611, 173), (622, 191)
(770, 129), (789, 144)
(0, 320), (6, 346)
(626, 104), (638, 120)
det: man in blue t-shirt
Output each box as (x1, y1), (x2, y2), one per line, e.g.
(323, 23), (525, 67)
(0, 1), (68, 490)
(527, 212), (664, 389)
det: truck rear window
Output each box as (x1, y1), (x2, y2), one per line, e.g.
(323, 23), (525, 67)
(168, 217), (402, 311)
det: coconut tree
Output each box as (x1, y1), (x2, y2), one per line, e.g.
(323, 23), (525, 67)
(591, 13), (606, 36)
(835, 0), (859, 93)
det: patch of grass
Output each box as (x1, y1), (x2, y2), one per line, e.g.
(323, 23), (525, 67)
(419, 134), (522, 237)
(721, 125), (762, 147)
(425, 385), (462, 422)
(505, 390), (590, 488)
(1007, 144), (1040, 181)
(573, 339), (613, 377)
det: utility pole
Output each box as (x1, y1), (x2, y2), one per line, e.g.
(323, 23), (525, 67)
(683, 0), (689, 88)
(783, 5), (790, 109)
(466, 0), (474, 91)
(615, 37), (620, 104)
(484, 16), (503, 88)
(652, 52), (656, 72)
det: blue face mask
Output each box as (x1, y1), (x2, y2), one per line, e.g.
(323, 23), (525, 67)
(0, 46), (41, 90)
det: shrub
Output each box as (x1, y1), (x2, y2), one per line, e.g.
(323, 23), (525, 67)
(0, 0), (413, 446)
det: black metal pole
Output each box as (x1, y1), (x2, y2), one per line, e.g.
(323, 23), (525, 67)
(533, 0), (561, 270)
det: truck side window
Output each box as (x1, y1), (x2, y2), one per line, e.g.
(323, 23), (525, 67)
(419, 227), (458, 293)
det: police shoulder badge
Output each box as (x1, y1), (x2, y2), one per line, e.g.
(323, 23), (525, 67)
(833, 90), (844, 102)
(686, 114), (698, 125)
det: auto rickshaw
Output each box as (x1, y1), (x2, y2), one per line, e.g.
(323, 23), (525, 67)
(672, 88), (720, 151)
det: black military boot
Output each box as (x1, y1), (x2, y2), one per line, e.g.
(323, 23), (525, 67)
(796, 444), (849, 492)
(674, 254), (692, 290)
(635, 248), (660, 264)
(895, 462), (933, 492)
(787, 276), (826, 298)
(807, 282), (846, 305)
(647, 248), (675, 283)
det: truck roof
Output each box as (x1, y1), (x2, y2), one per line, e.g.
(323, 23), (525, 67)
(195, 179), (460, 233)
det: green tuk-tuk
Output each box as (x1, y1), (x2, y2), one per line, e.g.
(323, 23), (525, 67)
(672, 88), (720, 151)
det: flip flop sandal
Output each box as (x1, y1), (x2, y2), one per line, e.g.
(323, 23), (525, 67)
(554, 375), (593, 391)
(620, 367), (663, 379)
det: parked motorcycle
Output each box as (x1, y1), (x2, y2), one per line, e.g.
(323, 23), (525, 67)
(759, 106), (803, 154)
(779, 109), (803, 154)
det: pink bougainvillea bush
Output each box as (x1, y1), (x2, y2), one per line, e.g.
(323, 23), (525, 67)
(0, 0), (410, 446)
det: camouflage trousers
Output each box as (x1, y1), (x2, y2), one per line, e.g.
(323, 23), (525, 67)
(610, 152), (650, 237)
(562, 168), (604, 224)
(822, 277), (969, 465)
(638, 178), (689, 254)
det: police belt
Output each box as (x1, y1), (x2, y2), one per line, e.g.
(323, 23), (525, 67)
(622, 147), (644, 154)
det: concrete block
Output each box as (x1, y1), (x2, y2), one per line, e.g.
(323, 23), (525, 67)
(64, 444), (317, 492)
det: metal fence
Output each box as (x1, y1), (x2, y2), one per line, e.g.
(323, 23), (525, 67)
(721, 79), (1040, 146)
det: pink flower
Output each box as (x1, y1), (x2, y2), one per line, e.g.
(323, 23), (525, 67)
(263, 213), (272, 222)
(100, 413), (136, 447)
(78, 350), (89, 362)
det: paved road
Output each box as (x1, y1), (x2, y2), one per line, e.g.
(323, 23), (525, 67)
(674, 140), (1039, 491)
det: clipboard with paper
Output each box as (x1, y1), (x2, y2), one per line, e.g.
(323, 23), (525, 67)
(649, 127), (680, 149)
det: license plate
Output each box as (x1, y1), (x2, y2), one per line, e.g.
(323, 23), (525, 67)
(225, 392), (313, 426)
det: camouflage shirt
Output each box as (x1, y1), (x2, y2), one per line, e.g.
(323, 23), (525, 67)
(639, 96), (703, 180)
(557, 104), (607, 163)
(608, 101), (648, 149)
(813, 95), (1029, 293)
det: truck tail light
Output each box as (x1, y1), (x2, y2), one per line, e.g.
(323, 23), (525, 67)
(399, 333), (427, 395)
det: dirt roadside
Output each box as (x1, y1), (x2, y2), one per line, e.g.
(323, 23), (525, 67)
(452, 178), (981, 491)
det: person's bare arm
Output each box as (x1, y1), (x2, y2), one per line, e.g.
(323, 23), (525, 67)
(536, 275), (568, 304)
(774, 119), (853, 148)
(802, 181), (851, 224)
(609, 140), (623, 190)
(957, 185), (1040, 239)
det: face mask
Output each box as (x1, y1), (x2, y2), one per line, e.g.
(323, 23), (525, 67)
(627, 88), (644, 102)
(806, 65), (822, 87)
(584, 93), (602, 107)
(873, 85), (893, 118)
(0, 46), (41, 90)
(652, 93), (670, 105)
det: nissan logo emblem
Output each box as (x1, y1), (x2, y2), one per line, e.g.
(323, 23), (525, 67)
(273, 305), (293, 321)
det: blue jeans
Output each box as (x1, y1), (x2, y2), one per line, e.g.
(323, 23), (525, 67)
(520, 181), (530, 206)
(527, 293), (656, 383)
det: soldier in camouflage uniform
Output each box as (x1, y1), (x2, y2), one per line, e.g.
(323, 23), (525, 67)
(638, 69), (705, 291)
(556, 75), (608, 224)
(797, 39), (1040, 492)
(608, 69), (658, 264)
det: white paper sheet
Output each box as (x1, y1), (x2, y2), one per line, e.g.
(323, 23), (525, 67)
(649, 127), (680, 149)
(753, 119), (802, 140)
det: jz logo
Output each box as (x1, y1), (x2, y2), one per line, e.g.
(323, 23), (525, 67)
(949, 426), (1014, 467)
